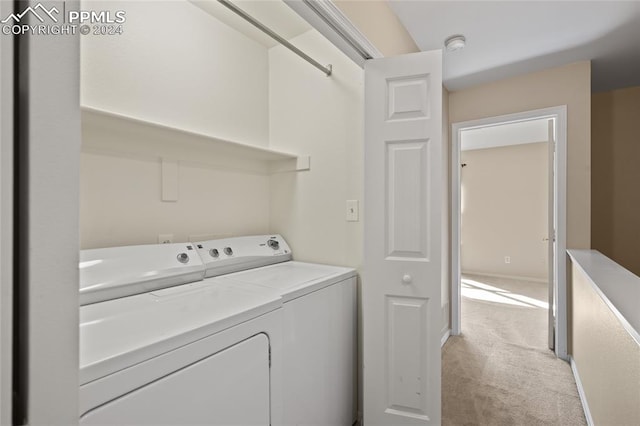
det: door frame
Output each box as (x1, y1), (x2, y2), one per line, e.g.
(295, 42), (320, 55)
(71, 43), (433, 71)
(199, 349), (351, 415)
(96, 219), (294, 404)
(14, 1), (81, 422)
(0, 0), (15, 422)
(450, 105), (568, 360)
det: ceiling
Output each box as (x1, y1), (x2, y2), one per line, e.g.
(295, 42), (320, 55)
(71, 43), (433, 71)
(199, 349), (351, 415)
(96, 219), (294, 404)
(388, 1), (640, 92)
(190, 0), (311, 48)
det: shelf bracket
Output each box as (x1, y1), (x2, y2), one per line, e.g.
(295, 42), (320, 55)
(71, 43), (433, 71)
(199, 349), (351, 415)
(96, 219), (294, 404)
(270, 155), (311, 173)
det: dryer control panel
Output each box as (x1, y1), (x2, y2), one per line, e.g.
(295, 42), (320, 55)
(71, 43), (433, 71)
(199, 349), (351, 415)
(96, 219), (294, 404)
(194, 235), (292, 278)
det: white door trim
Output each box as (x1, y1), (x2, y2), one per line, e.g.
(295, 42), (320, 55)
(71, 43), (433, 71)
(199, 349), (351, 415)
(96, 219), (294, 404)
(16, 1), (81, 421)
(451, 105), (568, 360)
(0, 0), (14, 422)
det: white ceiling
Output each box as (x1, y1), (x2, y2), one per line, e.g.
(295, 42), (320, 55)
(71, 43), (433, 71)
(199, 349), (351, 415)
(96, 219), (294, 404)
(190, 0), (311, 48)
(461, 119), (550, 151)
(389, 1), (640, 92)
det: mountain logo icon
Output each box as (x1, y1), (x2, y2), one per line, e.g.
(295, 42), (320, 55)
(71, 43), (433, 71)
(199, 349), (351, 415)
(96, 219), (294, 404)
(1, 3), (60, 24)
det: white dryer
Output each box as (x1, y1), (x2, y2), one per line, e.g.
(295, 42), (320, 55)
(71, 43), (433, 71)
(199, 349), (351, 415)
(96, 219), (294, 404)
(79, 242), (284, 425)
(196, 235), (358, 426)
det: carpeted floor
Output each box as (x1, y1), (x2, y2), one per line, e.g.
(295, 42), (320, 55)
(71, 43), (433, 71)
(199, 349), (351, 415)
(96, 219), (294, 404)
(442, 274), (587, 426)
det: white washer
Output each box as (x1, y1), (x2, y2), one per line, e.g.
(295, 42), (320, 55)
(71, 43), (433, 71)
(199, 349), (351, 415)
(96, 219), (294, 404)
(196, 235), (358, 426)
(79, 242), (284, 425)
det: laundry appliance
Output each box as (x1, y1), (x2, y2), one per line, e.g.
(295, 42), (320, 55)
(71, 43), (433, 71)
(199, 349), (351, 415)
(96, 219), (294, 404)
(196, 235), (358, 426)
(78, 242), (284, 425)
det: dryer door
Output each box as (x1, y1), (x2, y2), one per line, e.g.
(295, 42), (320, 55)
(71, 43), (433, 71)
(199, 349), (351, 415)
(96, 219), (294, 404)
(80, 333), (270, 425)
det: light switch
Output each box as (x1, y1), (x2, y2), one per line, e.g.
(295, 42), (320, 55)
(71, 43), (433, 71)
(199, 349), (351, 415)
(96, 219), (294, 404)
(346, 200), (359, 222)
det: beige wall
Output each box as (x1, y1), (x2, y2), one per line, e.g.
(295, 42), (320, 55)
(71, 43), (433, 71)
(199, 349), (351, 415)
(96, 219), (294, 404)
(592, 86), (640, 276)
(449, 61), (591, 250)
(268, 30), (364, 268)
(334, 0), (419, 57)
(461, 143), (548, 280)
(571, 263), (640, 425)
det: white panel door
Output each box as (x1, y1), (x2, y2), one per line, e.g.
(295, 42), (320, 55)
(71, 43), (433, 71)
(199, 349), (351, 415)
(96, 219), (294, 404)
(363, 51), (443, 425)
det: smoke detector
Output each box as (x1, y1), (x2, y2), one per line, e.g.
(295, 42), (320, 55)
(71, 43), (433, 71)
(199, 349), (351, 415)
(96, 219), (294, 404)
(445, 35), (466, 52)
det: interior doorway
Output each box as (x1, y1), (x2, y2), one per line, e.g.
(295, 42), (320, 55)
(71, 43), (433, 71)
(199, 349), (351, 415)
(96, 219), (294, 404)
(451, 106), (568, 359)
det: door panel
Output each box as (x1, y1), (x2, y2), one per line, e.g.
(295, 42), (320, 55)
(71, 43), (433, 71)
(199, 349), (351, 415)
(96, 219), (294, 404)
(387, 296), (429, 413)
(386, 140), (430, 259)
(364, 51), (442, 425)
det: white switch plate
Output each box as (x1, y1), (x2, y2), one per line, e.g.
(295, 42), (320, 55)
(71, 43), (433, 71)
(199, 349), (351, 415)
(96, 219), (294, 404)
(504, 256), (511, 264)
(346, 200), (359, 222)
(158, 234), (174, 244)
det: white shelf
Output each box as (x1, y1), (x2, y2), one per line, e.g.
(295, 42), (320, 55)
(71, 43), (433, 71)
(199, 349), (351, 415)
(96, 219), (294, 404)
(81, 106), (310, 173)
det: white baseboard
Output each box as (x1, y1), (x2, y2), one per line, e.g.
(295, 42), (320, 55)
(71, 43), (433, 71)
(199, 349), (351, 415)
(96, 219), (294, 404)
(462, 270), (548, 284)
(441, 329), (451, 347)
(570, 356), (594, 426)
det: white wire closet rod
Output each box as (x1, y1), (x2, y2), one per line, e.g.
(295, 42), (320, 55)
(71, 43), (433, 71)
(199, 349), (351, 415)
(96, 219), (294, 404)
(217, 0), (333, 77)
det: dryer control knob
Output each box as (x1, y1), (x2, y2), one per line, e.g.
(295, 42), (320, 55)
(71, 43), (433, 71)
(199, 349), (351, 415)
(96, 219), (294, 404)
(267, 239), (280, 250)
(177, 253), (189, 264)
(224, 247), (233, 256)
(209, 248), (219, 258)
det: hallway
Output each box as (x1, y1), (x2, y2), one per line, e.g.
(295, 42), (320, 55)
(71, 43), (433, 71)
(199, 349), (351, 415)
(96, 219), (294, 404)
(442, 275), (586, 425)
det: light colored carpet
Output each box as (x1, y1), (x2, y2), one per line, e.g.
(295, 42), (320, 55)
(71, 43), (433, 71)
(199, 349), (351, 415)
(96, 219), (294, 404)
(442, 274), (587, 426)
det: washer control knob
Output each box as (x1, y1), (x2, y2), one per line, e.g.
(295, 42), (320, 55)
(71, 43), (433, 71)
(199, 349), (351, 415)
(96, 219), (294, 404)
(267, 239), (280, 250)
(177, 253), (189, 264)
(224, 247), (233, 256)
(402, 274), (412, 284)
(209, 248), (219, 258)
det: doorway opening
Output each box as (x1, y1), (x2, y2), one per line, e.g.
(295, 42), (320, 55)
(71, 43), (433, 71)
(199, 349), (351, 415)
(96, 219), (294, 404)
(451, 106), (568, 360)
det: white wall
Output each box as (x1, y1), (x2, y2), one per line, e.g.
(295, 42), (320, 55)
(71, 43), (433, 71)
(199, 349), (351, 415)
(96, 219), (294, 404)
(268, 29), (364, 268)
(80, 1), (274, 248)
(80, 153), (270, 248)
(267, 27), (364, 420)
(461, 142), (549, 280)
(81, 0), (269, 146)
(80, 6), (366, 255)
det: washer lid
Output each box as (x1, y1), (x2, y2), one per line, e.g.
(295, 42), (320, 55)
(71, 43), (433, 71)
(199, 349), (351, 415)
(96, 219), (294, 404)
(221, 261), (357, 300)
(80, 243), (205, 306)
(80, 279), (281, 385)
